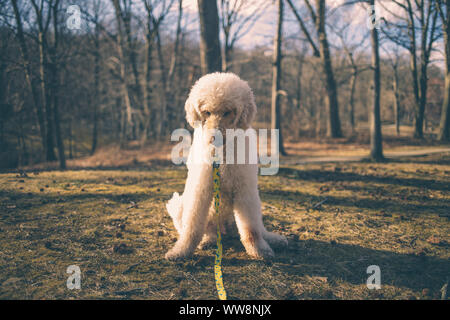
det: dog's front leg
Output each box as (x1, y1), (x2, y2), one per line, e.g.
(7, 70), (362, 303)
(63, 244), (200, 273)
(234, 188), (275, 260)
(165, 163), (213, 260)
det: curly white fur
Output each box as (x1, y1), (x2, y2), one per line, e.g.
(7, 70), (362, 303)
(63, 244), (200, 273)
(165, 72), (287, 260)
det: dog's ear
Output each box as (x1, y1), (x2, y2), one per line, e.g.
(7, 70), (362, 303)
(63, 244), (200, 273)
(237, 93), (256, 129)
(185, 96), (201, 128)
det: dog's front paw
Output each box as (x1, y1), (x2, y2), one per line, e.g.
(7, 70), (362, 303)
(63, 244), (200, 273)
(264, 231), (288, 248)
(165, 243), (193, 261)
(165, 248), (186, 261)
(198, 237), (216, 250)
(245, 240), (274, 260)
(273, 234), (288, 248)
(256, 245), (275, 261)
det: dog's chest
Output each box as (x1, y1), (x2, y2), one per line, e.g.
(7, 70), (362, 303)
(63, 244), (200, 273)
(219, 164), (257, 196)
(218, 165), (234, 194)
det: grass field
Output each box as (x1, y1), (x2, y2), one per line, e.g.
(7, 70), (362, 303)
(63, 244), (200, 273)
(0, 152), (449, 299)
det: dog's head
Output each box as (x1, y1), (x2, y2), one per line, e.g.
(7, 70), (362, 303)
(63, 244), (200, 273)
(184, 72), (256, 132)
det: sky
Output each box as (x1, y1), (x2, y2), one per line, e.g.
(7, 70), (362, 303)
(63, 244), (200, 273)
(161, 0), (443, 67)
(179, 0), (405, 49)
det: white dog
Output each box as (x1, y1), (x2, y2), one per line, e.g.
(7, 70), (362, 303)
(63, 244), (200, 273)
(165, 72), (287, 260)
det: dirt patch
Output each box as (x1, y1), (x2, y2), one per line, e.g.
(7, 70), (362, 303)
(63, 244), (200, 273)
(0, 154), (449, 299)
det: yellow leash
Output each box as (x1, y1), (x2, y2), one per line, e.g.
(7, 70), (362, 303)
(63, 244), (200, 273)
(213, 161), (227, 300)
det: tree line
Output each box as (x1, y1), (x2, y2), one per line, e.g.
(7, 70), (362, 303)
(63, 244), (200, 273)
(0, 0), (449, 169)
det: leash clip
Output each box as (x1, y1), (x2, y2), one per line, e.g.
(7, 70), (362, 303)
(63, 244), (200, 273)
(212, 157), (220, 169)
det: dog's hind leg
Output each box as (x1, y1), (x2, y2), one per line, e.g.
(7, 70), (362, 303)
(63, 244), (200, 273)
(166, 192), (183, 235)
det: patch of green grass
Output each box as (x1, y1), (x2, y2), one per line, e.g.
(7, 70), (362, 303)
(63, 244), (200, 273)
(0, 154), (449, 299)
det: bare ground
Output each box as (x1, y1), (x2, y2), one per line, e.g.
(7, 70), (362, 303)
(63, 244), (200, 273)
(0, 149), (449, 299)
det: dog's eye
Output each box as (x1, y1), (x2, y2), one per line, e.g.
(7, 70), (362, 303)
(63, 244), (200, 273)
(223, 111), (231, 117)
(205, 111), (211, 117)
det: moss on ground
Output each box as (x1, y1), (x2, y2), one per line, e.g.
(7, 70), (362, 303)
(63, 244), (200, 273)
(0, 153), (449, 299)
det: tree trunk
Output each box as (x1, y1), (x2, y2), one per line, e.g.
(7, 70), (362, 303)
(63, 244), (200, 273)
(156, 28), (168, 137)
(414, 64), (427, 138)
(68, 117), (73, 159)
(393, 65), (401, 135)
(31, 0), (57, 162)
(168, 0), (183, 86)
(112, 0), (133, 146)
(369, 1), (384, 161)
(439, 2), (450, 141)
(91, 84), (99, 154)
(53, 79), (66, 169)
(439, 68), (450, 141)
(409, 55), (421, 138)
(91, 17), (101, 155)
(36, 22), (57, 161)
(222, 26), (231, 73)
(50, 0), (65, 169)
(296, 56), (303, 110)
(316, 0), (342, 138)
(404, 1), (421, 139)
(223, 43), (231, 72)
(141, 27), (154, 146)
(409, 0), (437, 139)
(197, 0), (222, 74)
(167, 0), (184, 130)
(122, 5), (141, 105)
(316, 96), (322, 136)
(271, 0), (286, 156)
(11, 0), (47, 155)
(349, 69), (357, 133)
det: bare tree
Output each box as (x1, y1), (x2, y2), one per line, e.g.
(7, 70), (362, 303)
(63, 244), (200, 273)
(168, 0), (183, 89)
(30, 0), (58, 161)
(219, 0), (268, 71)
(368, 1), (384, 161)
(383, 44), (404, 135)
(198, 0), (222, 74)
(155, 26), (168, 136)
(111, 0), (134, 146)
(436, 0), (450, 141)
(286, 0), (343, 138)
(382, 0), (440, 138)
(165, 0), (184, 131)
(10, 0), (47, 154)
(140, 1), (156, 144)
(335, 22), (370, 133)
(49, 0), (66, 169)
(89, 0), (104, 154)
(18, 0), (66, 168)
(142, 0), (175, 138)
(294, 43), (308, 111)
(271, 0), (286, 155)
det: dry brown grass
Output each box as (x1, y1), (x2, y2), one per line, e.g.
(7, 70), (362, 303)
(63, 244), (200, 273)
(0, 151), (449, 299)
